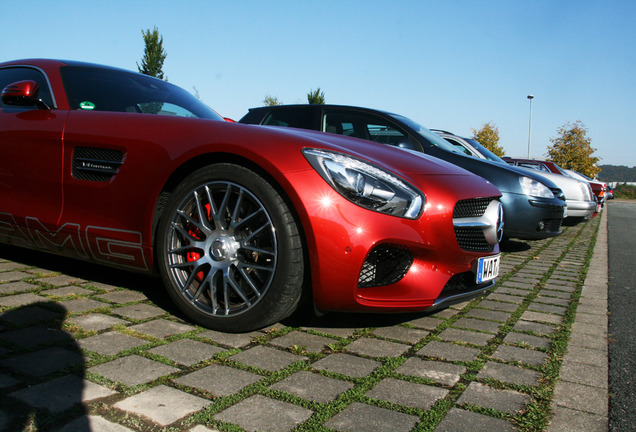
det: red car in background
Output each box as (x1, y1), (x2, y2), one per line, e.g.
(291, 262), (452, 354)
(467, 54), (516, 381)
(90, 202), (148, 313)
(0, 59), (503, 332)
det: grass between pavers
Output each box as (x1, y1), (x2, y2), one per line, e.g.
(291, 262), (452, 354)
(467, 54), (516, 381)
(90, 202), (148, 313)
(0, 215), (601, 432)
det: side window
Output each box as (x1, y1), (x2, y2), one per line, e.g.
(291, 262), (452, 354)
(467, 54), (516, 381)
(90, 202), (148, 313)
(262, 108), (315, 129)
(0, 67), (54, 109)
(323, 109), (417, 149)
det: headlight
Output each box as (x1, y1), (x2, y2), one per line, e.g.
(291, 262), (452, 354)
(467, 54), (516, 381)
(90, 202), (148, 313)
(303, 148), (425, 219)
(519, 176), (554, 199)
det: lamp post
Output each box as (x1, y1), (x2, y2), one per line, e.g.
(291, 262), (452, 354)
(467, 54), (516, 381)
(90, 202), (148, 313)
(527, 95), (534, 158)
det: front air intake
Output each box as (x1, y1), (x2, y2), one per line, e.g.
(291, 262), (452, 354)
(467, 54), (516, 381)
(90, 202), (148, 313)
(358, 244), (413, 288)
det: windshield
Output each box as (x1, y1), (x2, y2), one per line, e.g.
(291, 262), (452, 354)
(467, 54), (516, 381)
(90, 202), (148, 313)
(60, 66), (223, 120)
(389, 114), (463, 154)
(464, 138), (506, 163)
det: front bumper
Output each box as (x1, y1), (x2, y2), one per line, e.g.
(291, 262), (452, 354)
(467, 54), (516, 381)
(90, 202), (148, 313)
(500, 192), (565, 240)
(565, 199), (596, 220)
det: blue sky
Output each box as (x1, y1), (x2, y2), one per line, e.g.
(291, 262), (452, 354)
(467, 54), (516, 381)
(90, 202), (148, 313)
(3, 0), (635, 167)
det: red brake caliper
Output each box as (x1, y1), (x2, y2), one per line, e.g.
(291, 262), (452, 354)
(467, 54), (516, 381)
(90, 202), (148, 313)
(186, 203), (211, 281)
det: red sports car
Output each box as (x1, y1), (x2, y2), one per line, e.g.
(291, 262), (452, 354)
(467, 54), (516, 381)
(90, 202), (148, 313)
(0, 59), (502, 332)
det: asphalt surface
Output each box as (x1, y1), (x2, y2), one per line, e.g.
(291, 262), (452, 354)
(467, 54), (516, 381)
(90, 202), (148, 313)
(607, 200), (636, 431)
(0, 202), (619, 431)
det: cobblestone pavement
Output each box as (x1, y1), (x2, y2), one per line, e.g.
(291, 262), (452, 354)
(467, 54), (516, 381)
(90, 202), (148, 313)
(0, 210), (607, 432)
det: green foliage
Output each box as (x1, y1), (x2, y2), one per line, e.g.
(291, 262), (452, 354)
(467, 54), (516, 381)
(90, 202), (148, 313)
(597, 165), (636, 182)
(137, 26), (167, 80)
(307, 88), (325, 104)
(546, 121), (600, 178)
(263, 95), (282, 106)
(471, 122), (505, 157)
(613, 184), (636, 199)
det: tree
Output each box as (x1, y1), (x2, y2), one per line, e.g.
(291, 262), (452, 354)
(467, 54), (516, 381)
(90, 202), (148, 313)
(263, 95), (282, 106)
(546, 121), (600, 178)
(307, 88), (325, 104)
(138, 26), (167, 80)
(471, 122), (505, 157)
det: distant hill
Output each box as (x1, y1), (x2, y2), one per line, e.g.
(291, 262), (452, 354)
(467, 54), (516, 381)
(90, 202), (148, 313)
(597, 165), (636, 182)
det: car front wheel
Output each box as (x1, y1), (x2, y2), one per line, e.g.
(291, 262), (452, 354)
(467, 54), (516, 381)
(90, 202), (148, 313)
(157, 164), (304, 332)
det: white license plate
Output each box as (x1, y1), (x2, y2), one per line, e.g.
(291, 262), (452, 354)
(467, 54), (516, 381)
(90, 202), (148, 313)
(476, 254), (500, 284)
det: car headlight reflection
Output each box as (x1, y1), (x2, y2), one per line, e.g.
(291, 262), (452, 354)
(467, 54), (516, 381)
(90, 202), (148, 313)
(519, 176), (553, 199)
(303, 148), (425, 219)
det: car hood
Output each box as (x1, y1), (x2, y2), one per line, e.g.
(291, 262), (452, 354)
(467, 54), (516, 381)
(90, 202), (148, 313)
(242, 124), (480, 178)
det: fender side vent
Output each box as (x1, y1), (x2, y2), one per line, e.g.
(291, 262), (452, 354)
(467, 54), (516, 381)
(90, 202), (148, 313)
(73, 147), (124, 182)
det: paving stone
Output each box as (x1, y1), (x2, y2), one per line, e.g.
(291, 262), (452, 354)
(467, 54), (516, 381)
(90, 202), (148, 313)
(231, 345), (306, 371)
(0, 293), (45, 307)
(548, 406), (607, 432)
(0, 281), (39, 294)
(9, 374), (116, 413)
(553, 381), (608, 416)
(457, 382), (531, 414)
(89, 355), (179, 386)
(520, 310), (562, 325)
(198, 329), (260, 348)
(478, 299), (519, 312)
(83, 281), (122, 292)
(0, 262), (28, 271)
(175, 363), (261, 396)
(115, 385), (210, 426)
(271, 370), (354, 403)
(500, 280), (535, 290)
(150, 338), (224, 365)
(215, 394), (312, 431)
(488, 293), (525, 304)
(514, 319), (557, 335)
(0, 305), (62, 324)
(431, 308), (460, 319)
(396, 358), (465, 386)
(1, 346), (84, 376)
(0, 271), (32, 283)
(373, 325), (429, 344)
(58, 415), (135, 432)
(438, 328), (493, 346)
(571, 321), (606, 337)
(270, 330), (336, 353)
(465, 308), (511, 322)
(493, 345), (548, 366)
(323, 402), (419, 432)
(0, 325), (74, 348)
(496, 287), (529, 297)
(38, 274), (88, 287)
(367, 377), (448, 410)
(559, 361), (607, 388)
(68, 313), (129, 331)
(312, 353), (381, 378)
(43, 286), (92, 297)
(453, 317), (502, 334)
(417, 341), (481, 363)
(345, 337), (410, 357)
(404, 315), (444, 330)
(61, 298), (108, 313)
(435, 407), (516, 432)
(527, 302), (568, 315)
(564, 345), (607, 367)
(503, 331), (552, 349)
(112, 303), (166, 320)
(568, 331), (608, 351)
(534, 295), (570, 306)
(129, 319), (197, 338)
(96, 290), (148, 304)
(478, 361), (541, 386)
(302, 326), (358, 338)
(539, 289), (572, 299)
(78, 331), (149, 355)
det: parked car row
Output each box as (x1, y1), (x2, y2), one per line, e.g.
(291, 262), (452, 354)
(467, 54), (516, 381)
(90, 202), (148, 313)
(0, 59), (504, 332)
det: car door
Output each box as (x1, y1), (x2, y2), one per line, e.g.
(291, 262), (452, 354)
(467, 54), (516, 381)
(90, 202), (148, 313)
(0, 66), (67, 246)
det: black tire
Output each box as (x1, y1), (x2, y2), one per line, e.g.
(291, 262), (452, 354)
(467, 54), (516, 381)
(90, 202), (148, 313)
(156, 163), (304, 332)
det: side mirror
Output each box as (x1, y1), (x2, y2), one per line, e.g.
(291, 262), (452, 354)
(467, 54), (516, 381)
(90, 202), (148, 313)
(397, 140), (416, 150)
(1, 80), (50, 109)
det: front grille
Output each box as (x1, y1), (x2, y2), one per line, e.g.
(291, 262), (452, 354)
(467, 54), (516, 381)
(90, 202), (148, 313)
(453, 197), (500, 252)
(358, 244), (413, 288)
(454, 227), (492, 252)
(72, 147), (124, 182)
(453, 197), (492, 218)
